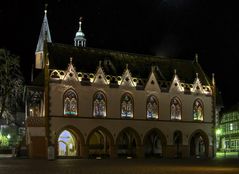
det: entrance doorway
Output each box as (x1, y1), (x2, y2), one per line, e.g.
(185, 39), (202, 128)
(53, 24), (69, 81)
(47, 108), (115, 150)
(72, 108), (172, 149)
(190, 131), (208, 158)
(144, 129), (167, 158)
(58, 130), (77, 156)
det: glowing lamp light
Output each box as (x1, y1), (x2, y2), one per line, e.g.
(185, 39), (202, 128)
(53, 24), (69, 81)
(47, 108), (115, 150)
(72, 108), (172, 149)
(216, 129), (222, 135)
(7, 134), (11, 139)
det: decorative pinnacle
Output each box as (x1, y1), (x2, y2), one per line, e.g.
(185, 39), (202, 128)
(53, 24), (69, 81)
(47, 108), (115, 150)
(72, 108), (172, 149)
(44, 4), (48, 14)
(212, 73), (215, 86)
(126, 64), (128, 69)
(174, 69), (177, 75)
(196, 73), (198, 78)
(99, 60), (102, 67)
(78, 17), (83, 31)
(70, 57), (73, 64)
(151, 66), (154, 72)
(195, 53), (198, 63)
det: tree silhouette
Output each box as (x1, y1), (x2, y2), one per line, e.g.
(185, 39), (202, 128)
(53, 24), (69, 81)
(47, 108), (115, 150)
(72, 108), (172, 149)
(0, 48), (24, 125)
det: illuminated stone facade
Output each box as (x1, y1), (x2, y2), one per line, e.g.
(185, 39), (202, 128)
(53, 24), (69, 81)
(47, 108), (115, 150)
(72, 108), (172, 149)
(25, 10), (219, 159)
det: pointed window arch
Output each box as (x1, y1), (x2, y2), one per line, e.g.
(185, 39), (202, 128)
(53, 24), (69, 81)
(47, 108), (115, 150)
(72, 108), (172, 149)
(146, 95), (159, 119)
(64, 89), (78, 116)
(170, 97), (182, 120)
(193, 99), (204, 121)
(93, 91), (107, 117)
(121, 93), (134, 118)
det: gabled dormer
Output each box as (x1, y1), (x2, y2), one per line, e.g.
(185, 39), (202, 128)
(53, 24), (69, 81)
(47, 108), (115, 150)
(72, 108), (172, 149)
(63, 58), (78, 81)
(145, 67), (161, 92)
(120, 64), (135, 87)
(191, 73), (203, 93)
(35, 6), (52, 69)
(169, 69), (184, 93)
(93, 61), (109, 85)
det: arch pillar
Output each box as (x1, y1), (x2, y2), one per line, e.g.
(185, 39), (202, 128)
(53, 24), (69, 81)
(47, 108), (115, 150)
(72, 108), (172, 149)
(80, 144), (89, 158)
(109, 144), (117, 159)
(136, 145), (144, 158)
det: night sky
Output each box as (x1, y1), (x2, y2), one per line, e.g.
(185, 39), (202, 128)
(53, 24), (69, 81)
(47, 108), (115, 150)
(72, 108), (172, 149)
(0, 0), (238, 109)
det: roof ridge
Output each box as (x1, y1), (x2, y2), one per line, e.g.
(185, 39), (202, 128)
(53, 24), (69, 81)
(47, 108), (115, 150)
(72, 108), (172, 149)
(48, 42), (194, 63)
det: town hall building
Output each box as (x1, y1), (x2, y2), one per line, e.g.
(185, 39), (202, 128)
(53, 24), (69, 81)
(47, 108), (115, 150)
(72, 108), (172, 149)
(25, 9), (219, 159)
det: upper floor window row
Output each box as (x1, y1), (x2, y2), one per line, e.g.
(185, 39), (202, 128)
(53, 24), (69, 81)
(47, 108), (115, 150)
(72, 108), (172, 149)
(63, 89), (204, 121)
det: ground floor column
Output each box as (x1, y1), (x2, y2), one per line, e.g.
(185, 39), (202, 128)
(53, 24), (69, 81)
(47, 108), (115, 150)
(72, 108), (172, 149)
(136, 145), (144, 158)
(110, 145), (117, 159)
(80, 145), (89, 158)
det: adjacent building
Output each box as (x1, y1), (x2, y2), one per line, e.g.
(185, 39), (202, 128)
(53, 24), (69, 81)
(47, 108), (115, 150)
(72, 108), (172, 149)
(219, 103), (239, 151)
(25, 9), (220, 159)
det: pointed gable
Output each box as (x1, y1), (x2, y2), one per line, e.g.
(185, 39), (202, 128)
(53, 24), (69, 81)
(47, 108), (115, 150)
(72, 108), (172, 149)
(169, 70), (184, 93)
(192, 73), (203, 93)
(120, 64), (135, 87)
(63, 58), (78, 81)
(93, 62), (108, 85)
(145, 70), (161, 92)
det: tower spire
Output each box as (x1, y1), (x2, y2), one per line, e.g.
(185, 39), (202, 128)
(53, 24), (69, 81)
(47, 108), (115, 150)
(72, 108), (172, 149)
(35, 4), (52, 69)
(74, 17), (86, 47)
(78, 17), (83, 32)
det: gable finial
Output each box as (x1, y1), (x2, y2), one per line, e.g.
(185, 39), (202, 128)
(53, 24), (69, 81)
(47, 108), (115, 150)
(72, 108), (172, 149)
(196, 72), (198, 78)
(151, 66), (154, 72)
(174, 69), (177, 75)
(126, 63), (128, 69)
(70, 57), (73, 64)
(195, 53), (198, 63)
(212, 73), (215, 86)
(99, 60), (102, 67)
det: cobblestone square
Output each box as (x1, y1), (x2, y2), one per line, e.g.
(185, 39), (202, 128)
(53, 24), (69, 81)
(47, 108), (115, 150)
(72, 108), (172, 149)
(1, 158), (239, 174)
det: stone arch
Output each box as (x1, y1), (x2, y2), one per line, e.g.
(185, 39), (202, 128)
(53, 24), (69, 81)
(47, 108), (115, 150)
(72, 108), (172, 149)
(116, 127), (141, 158)
(143, 128), (167, 158)
(189, 129), (209, 158)
(86, 126), (114, 158)
(55, 125), (85, 158)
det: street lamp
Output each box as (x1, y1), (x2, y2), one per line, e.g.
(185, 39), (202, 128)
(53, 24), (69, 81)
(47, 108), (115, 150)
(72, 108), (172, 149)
(216, 128), (222, 136)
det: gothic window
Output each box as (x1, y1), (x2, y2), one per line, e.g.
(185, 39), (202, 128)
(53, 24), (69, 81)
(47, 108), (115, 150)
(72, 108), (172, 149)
(193, 99), (204, 121)
(93, 91), (106, 117)
(147, 95), (158, 119)
(64, 89), (78, 116)
(121, 93), (133, 118)
(170, 97), (182, 120)
(28, 91), (42, 117)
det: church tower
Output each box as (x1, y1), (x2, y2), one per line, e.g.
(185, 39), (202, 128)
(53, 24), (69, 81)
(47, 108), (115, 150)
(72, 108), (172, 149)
(35, 6), (52, 69)
(74, 17), (86, 47)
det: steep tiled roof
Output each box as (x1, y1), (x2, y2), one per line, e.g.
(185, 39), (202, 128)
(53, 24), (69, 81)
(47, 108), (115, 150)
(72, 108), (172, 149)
(46, 43), (212, 86)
